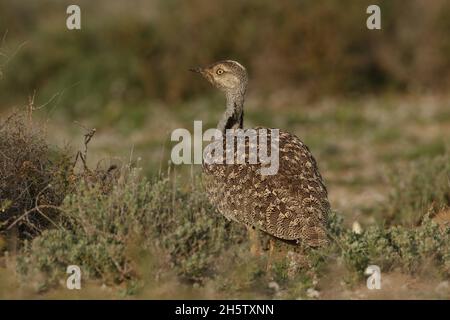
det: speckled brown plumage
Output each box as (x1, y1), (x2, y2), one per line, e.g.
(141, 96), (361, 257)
(191, 60), (330, 247)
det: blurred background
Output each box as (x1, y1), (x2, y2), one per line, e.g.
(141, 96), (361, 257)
(2, 0), (450, 104)
(1, 0), (450, 224)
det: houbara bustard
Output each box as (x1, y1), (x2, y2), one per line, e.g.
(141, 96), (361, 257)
(190, 60), (330, 252)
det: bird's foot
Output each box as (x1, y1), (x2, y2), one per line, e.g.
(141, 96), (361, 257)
(248, 226), (262, 257)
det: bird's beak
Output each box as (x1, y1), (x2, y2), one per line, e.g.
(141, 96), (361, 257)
(189, 67), (203, 73)
(189, 66), (214, 85)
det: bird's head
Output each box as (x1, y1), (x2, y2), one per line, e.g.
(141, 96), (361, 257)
(190, 60), (248, 95)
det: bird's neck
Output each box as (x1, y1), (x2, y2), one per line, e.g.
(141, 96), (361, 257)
(217, 90), (245, 134)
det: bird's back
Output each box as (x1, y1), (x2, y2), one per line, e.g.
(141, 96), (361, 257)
(203, 128), (330, 247)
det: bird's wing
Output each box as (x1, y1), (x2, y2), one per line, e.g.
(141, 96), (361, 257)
(203, 128), (330, 247)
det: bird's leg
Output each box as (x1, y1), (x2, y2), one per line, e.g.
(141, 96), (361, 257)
(266, 237), (275, 273)
(248, 226), (261, 256)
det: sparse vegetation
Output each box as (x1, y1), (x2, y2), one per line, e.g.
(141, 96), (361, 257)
(1, 109), (446, 299)
(16, 153), (247, 292)
(384, 155), (450, 226)
(339, 216), (450, 278)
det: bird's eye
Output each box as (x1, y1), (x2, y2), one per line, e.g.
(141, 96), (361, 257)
(216, 68), (224, 75)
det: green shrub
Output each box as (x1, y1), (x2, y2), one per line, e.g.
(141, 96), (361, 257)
(17, 168), (247, 290)
(17, 163), (450, 293)
(339, 216), (450, 278)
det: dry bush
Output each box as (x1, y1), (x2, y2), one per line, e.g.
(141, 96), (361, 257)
(0, 109), (117, 240)
(0, 110), (74, 239)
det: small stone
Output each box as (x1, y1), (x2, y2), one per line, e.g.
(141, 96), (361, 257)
(268, 281), (280, 292)
(435, 281), (449, 295)
(306, 288), (320, 299)
(352, 221), (363, 234)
